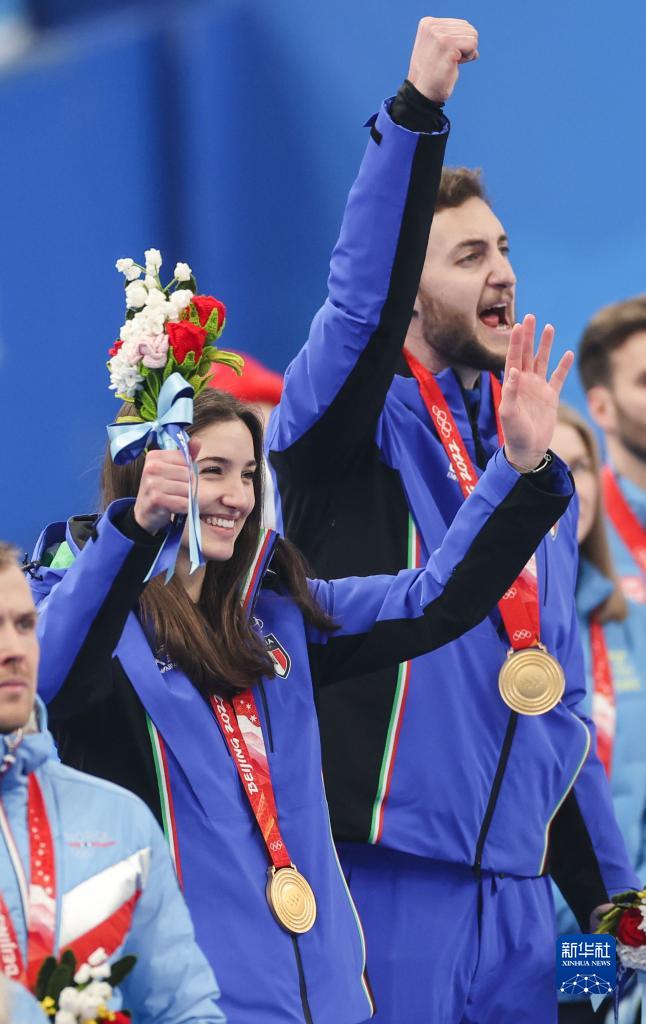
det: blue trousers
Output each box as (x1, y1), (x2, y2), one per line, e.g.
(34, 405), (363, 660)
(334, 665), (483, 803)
(339, 843), (557, 1024)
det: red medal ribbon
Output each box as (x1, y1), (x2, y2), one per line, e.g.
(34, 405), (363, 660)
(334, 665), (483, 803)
(404, 351), (541, 652)
(602, 466), (646, 576)
(210, 693), (291, 869)
(589, 618), (615, 778)
(0, 774), (57, 990)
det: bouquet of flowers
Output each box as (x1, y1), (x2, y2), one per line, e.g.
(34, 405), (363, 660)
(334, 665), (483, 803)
(106, 249), (243, 580)
(108, 250), (242, 410)
(596, 889), (646, 969)
(37, 947), (135, 1023)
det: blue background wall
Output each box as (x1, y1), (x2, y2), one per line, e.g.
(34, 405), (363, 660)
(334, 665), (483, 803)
(1, 0), (645, 550)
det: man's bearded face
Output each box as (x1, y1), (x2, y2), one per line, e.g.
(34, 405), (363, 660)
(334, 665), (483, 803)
(609, 331), (646, 463)
(417, 197), (517, 374)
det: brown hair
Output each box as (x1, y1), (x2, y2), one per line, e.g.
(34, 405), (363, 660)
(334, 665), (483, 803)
(557, 405), (627, 623)
(579, 295), (646, 391)
(0, 543), (20, 571)
(101, 389), (334, 694)
(435, 166), (488, 214)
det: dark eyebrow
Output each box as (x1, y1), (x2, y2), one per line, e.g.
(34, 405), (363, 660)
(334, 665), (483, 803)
(451, 234), (510, 257)
(15, 609), (38, 623)
(198, 456), (257, 469)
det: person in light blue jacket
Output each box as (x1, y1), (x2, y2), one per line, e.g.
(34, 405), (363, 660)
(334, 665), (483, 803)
(552, 404), (646, 1024)
(1, 978), (49, 1023)
(0, 543), (224, 1024)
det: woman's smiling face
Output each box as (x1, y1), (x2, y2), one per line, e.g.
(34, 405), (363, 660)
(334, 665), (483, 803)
(182, 417), (257, 563)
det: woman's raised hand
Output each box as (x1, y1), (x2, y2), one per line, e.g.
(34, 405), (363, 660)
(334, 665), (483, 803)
(499, 315), (574, 473)
(133, 438), (201, 535)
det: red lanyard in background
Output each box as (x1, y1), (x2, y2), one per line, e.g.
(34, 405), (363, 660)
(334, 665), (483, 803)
(602, 467), (646, 575)
(589, 618), (615, 778)
(0, 774), (56, 990)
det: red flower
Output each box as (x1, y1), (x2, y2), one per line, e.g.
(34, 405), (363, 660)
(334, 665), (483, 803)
(617, 908), (646, 947)
(190, 295), (226, 331)
(109, 339), (124, 358)
(166, 321), (207, 365)
(110, 1014), (132, 1023)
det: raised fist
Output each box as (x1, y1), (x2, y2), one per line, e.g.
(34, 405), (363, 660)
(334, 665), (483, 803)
(133, 438), (201, 535)
(407, 17), (479, 104)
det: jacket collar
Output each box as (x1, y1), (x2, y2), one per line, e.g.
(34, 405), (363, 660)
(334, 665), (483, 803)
(394, 364), (500, 439)
(0, 698), (58, 791)
(241, 529), (280, 616)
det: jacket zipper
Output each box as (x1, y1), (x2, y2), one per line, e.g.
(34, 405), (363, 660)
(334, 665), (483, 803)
(473, 710), (518, 873)
(542, 539), (549, 603)
(458, 378), (520, 872)
(291, 936), (314, 1024)
(258, 681), (275, 753)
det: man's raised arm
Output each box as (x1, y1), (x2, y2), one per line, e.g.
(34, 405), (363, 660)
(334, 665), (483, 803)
(266, 18), (478, 479)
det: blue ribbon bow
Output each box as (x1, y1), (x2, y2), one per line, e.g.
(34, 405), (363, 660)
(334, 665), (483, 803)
(106, 372), (203, 582)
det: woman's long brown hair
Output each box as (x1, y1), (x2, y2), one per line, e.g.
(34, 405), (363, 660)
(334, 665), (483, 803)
(100, 389), (335, 694)
(557, 404), (627, 624)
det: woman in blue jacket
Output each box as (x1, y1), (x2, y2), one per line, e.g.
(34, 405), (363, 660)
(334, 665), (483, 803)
(30, 321), (573, 1024)
(553, 405), (646, 1024)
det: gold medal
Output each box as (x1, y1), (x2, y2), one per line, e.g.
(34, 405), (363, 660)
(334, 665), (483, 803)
(266, 865), (317, 934)
(498, 645), (565, 716)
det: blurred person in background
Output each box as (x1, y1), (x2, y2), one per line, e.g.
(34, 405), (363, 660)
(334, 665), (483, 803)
(0, 0), (31, 63)
(267, 16), (639, 1023)
(0, 977), (49, 1022)
(210, 351), (283, 527)
(580, 297), (646, 605)
(552, 405), (644, 1024)
(210, 351), (283, 428)
(0, 543), (224, 1023)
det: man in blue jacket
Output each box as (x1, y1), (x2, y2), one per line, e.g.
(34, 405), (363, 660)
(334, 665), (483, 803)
(0, 542), (224, 1023)
(266, 15), (639, 1024)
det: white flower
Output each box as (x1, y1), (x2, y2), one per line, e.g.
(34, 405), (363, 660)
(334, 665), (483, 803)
(125, 282), (148, 309)
(78, 990), (103, 1021)
(145, 274), (160, 290)
(73, 963), (92, 985)
(169, 289), (193, 312)
(145, 288), (168, 310)
(85, 979), (112, 999)
(144, 248), (162, 273)
(137, 308), (167, 336)
(87, 947), (109, 969)
(119, 319), (141, 344)
(617, 940), (646, 970)
(115, 258), (142, 282)
(137, 333), (169, 369)
(109, 355), (144, 398)
(174, 262), (192, 282)
(54, 1011), (77, 1024)
(58, 987), (82, 1013)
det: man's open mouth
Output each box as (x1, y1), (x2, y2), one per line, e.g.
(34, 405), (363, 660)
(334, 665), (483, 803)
(478, 303), (511, 330)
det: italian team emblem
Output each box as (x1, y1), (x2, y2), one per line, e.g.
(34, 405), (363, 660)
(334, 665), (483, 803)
(265, 633), (291, 678)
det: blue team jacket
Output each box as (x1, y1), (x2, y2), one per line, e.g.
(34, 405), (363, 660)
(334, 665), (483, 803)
(31, 449), (571, 1024)
(266, 100), (639, 928)
(555, 479), (646, 935)
(0, 702), (222, 1024)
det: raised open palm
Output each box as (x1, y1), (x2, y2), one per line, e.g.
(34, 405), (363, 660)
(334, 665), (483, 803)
(499, 314), (574, 472)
